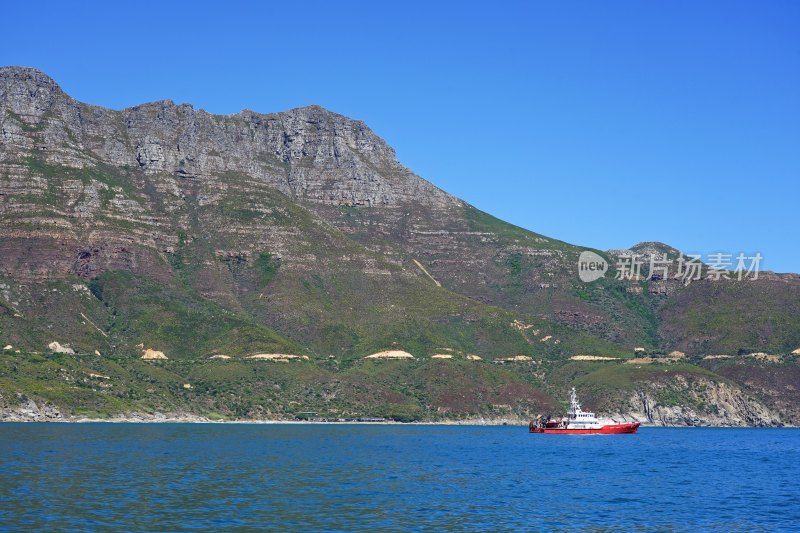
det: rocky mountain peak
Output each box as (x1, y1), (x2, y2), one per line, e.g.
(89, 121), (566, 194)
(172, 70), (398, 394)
(629, 242), (684, 258)
(0, 66), (68, 119)
(0, 66), (62, 90)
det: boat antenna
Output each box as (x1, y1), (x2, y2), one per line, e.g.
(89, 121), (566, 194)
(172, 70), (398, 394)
(570, 387), (581, 414)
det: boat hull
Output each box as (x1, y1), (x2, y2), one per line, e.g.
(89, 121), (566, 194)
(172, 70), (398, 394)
(530, 422), (640, 434)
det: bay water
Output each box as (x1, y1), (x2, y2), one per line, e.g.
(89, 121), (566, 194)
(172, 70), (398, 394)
(0, 424), (798, 531)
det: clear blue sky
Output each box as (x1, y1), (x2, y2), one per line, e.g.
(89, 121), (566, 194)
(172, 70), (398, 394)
(4, 1), (799, 272)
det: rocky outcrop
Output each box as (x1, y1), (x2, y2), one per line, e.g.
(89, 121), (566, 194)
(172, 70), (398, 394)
(0, 66), (455, 210)
(611, 376), (783, 427)
(0, 394), (64, 421)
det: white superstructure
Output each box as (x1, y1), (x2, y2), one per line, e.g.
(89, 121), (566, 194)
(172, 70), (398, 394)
(564, 387), (603, 430)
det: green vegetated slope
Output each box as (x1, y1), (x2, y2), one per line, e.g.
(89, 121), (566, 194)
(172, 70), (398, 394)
(3, 346), (798, 424)
(658, 278), (800, 355)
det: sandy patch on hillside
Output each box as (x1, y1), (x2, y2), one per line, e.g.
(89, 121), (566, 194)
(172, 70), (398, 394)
(412, 259), (441, 286)
(495, 355), (533, 362)
(364, 350), (415, 360)
(704, 354), (734, 360)
(48, 341), (75, 354)
(570, 355), (619, 361)
(748, 352), (781, 363)
(247, 354), (309, 362)
(141, 348), (167, 360)
(511, 320), (537, 333)
(466, 354), (482, 360)
(626, 357), (655, 364)
(431, 354), (453, 359)
(209, 354), (232, 360)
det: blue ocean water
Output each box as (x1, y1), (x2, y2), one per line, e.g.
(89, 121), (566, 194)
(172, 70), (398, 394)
(0, 424), (798, 532)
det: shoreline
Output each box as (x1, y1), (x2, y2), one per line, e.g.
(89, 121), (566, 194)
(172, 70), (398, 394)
(1, 415), (527, 426)
(1, 415), (796, 428)
(2, 399), (794, 428)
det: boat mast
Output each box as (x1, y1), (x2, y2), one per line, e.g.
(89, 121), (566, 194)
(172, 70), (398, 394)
(568, 387), (581, 418)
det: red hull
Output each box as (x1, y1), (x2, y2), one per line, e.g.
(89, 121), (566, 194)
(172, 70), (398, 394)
(530, 422), (640, 434)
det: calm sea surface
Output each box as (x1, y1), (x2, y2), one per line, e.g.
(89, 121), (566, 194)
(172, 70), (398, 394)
(0, 424), (798, 532)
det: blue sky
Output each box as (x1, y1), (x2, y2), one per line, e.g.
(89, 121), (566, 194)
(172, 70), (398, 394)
(4, 1), (799, 272)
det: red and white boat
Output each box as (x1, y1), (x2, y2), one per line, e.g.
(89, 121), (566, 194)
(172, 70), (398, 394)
(530, 388), (640, 434)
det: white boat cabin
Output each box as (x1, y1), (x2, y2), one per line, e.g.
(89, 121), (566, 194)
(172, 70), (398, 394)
(565, 387), (603, 430)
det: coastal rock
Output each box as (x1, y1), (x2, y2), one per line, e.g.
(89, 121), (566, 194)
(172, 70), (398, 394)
(0, 394), (64, 422)
(614, 377), (782, 427)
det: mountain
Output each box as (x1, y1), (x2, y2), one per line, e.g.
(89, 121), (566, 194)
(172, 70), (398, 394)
(1, 66), (799, 425)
